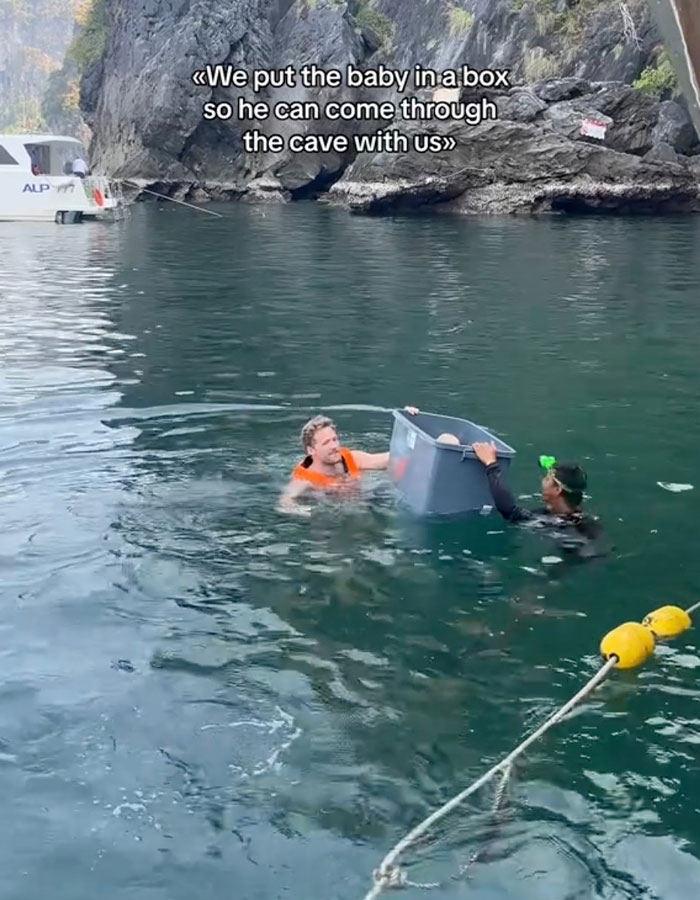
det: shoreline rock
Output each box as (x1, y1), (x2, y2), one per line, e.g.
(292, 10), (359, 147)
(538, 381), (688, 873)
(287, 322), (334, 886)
(327, 81), (700, 215)
(83, 1), (700, 216)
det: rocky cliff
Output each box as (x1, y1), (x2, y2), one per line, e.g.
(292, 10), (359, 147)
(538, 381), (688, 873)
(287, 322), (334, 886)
(80, 0), (700, 213)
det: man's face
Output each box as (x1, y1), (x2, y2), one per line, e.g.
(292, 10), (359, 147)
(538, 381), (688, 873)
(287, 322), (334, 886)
(541, 471), (562, 504)
(308, 425), (342, 466)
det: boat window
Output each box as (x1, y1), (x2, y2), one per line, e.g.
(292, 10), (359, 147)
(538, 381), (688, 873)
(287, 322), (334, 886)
(0, 144), (20, 165)
(25, 143), (51, 175)
(21, 141), (89, 176)
(53, 142), (87, 176)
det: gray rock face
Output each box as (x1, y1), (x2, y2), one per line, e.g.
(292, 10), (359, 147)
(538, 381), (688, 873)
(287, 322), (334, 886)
(83, 0), (366, 192)
(588, 83), (659, 154)
(496, 89), (548, 122)
(542, 100), (613, 142)
(329, 80), (700, 215)
(534, 78), (591, 104)
(652, 100), (698, 154)
(560, 1), (660, 83)
(81, 0), (700, 214)
(644, 141), (681, 165)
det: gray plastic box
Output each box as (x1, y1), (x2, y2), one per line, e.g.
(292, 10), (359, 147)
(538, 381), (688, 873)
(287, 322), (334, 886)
(388, 409), (516, 516)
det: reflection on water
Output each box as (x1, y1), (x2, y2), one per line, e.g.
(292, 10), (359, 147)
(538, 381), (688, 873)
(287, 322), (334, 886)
(1, 206), (700, 899)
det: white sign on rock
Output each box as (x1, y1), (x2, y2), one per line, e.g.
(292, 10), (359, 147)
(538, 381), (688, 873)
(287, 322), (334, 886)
(580, 119), (608, 140)
(432, 87), (461, 104)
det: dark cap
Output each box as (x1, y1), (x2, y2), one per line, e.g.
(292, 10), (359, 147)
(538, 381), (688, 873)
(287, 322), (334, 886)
(552, 462), (587, 495)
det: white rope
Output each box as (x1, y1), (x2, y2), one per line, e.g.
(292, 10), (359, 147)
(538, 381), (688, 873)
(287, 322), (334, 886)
(119, 180), (224, 217)
(686, 600), (700, 615)
(361, 657), (617, 900)
(492, 762), (511, 811)
(373, 763), (512, 894)
(457, 762), (512, 877)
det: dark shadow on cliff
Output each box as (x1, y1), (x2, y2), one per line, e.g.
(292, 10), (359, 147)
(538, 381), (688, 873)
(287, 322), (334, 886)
(289, 165), (348, 200)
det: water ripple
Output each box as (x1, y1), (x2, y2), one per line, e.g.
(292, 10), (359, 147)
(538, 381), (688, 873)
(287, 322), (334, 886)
(1, 207), (699, 898)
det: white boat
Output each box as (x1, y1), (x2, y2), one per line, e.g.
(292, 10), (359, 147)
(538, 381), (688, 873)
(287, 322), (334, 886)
(0, 133), (126, 223)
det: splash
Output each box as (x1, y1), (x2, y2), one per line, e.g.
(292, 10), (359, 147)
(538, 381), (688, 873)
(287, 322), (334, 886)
(657, 482), (694, 493)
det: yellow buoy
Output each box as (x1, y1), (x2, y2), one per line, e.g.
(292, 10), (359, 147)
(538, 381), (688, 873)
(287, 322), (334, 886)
(642, 605), (692, 639)
(600, 622), (655, 669)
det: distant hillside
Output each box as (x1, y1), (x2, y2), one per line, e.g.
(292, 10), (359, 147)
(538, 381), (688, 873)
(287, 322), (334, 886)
(0, 0), (86, 135)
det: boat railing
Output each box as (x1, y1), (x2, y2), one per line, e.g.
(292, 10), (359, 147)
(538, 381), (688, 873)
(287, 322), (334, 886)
(82, 174), (130, 218)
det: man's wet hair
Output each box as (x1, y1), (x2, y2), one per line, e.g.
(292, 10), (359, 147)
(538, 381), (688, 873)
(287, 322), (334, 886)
(300, 415), (335, 452)
(553, 462), (587, 508)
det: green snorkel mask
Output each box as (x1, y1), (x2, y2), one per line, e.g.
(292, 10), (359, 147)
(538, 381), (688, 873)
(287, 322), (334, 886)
(538, 455), (587, 500)
(538, 454), (557, 471)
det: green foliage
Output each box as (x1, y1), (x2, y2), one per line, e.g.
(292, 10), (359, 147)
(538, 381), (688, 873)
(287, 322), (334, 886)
(633, 53), (677, 98)
(67, 0), (107, 73)
(0, 0), (28, 16)
(0, 0), (85, 130)
(510, 0), (657, 83)
(354, 0), (395, 46)
(5, 97), (46, 132)
(523, 46), (559, 82)
(513, 0), (615, 41)
(448, 7), (474, 38)
(0, 0), (32, 26)
(41, 60), (84, 133)
(1, 0), (88, 23)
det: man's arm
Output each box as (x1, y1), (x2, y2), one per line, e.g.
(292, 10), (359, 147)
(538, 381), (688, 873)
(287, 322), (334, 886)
(277, 478), (312, 515)
(352, 450), (390, 471)
(472, 442), (532, 523)
(352, 406), (419, 471)
(484, 463), (532, 522)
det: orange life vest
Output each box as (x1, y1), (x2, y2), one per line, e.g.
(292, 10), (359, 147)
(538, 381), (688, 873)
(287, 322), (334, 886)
(291, 448), (360, 489)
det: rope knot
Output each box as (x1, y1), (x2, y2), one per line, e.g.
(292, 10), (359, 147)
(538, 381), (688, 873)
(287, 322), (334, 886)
(373, 866), (407, 889)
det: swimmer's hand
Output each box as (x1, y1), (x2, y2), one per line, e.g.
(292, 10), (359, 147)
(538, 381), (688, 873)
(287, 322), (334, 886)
(277, 495), (312, 517)
(278, 479), (312, 516)
(473, 442), (498, 466)
(279, 503), (311, 518)
(404, 405), (420, 415)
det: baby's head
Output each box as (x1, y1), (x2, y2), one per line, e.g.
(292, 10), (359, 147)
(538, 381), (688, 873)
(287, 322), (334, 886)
(437, 432), (460, 445)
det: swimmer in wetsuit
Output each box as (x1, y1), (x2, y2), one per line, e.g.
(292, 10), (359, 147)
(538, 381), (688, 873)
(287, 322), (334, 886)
(472, 442), (607, 557)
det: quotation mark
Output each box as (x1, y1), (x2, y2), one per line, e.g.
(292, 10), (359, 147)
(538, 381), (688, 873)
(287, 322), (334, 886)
(192, 69), (206, 86)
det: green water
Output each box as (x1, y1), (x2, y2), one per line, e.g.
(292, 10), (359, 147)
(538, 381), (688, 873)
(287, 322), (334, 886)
(1, 203), (700, 899)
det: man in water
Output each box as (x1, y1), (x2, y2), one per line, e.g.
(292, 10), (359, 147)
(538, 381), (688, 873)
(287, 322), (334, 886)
(279, 407), (418, 515)
(472, 442), (606, 556)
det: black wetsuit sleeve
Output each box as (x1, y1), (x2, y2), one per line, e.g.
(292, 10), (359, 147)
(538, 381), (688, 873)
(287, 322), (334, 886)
(485, 463), (533, 522)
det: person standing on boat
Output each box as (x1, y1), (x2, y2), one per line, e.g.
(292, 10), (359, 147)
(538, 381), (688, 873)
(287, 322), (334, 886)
(279, 407), (419, 515)
(29, 147), (41, 176)
(71, 156), (88, 178)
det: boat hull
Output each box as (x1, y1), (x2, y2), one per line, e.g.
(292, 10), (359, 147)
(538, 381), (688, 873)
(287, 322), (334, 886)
(0, 172), (122, 223)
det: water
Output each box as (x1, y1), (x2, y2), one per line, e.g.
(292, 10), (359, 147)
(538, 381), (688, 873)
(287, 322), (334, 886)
(1, 203), (700, 899)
